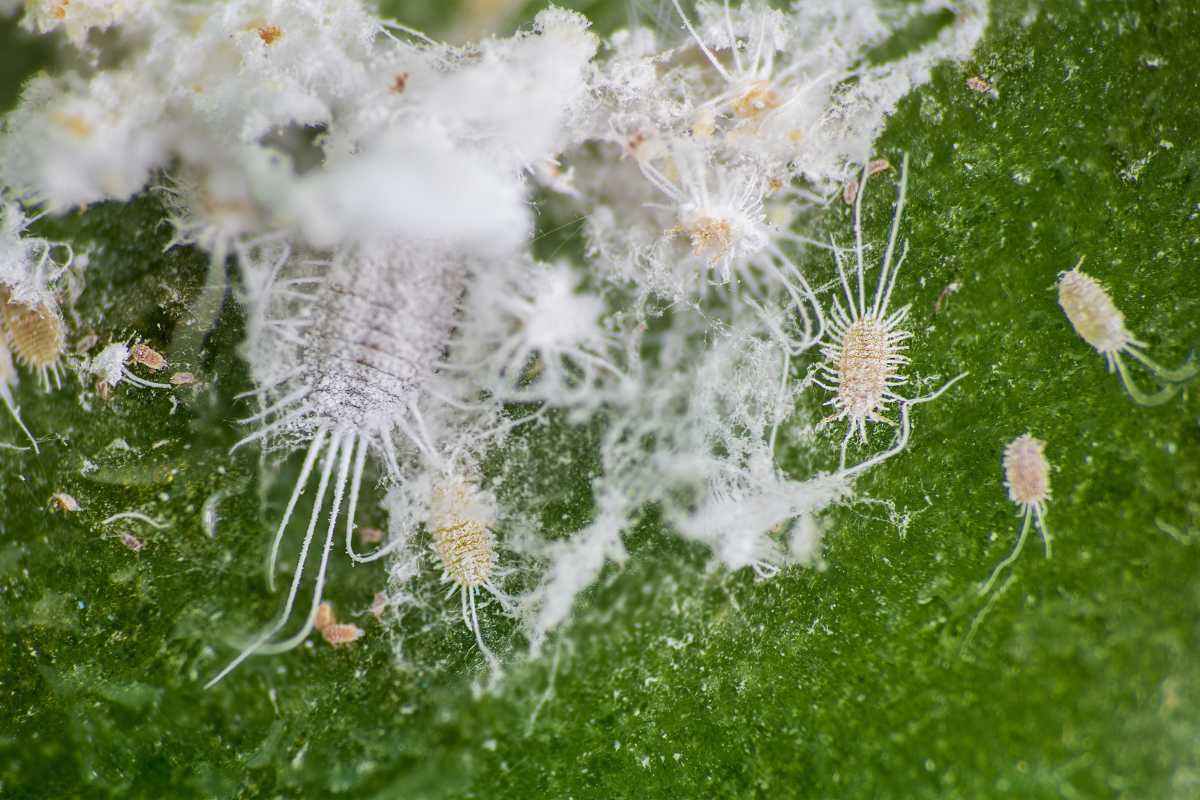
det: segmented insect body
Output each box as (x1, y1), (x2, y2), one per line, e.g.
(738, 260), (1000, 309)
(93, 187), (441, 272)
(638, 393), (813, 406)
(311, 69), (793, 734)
(2, 297), (66, 391)
(814, 154), (966, 473)
(314, 601), (364, 648)
(205, 243), (467, 687)
(1, 202), (74, 397)
(1057, 261), (1197, 405)
(980, 434), (1052, 594)
(429, 473), (512, 662)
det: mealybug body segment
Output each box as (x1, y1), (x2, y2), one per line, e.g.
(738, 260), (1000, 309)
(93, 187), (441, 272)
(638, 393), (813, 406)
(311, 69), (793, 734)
(980, 434), (1052, 594)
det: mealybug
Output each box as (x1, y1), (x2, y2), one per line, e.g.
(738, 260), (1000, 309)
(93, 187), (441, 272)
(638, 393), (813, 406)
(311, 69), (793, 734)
(204, 243), (466, 687)
(979, 434), (1052, 594)
(2, 296), (66, 391)
(813, 153), (966, 473)
(1057, 260), (1197, 405)
(429, 473), (513, 664)
(89, 343), (174, 393)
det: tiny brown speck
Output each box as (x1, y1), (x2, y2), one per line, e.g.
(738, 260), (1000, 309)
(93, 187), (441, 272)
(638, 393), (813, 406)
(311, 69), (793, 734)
(391, 73), (409, 94)
(966, 75), (992, 93)
(258, 25), (282, 45)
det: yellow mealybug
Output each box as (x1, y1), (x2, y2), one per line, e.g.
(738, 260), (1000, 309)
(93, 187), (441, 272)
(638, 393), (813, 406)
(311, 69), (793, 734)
(1057, 259), (1197, 405)
(979, 434), (1052, 595)
(2, 297), (66, 391)
(429, 474), (513, 664)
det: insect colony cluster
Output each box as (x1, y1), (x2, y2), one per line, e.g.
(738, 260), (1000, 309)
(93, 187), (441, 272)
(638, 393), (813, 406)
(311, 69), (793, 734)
(1, 0), (1188, 685)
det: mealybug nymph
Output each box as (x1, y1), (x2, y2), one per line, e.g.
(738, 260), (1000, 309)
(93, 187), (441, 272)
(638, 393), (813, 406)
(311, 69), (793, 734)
(979, 434), (1052, 594)
(1057, 260), (1197, 405)
(429, 473), (514, 664)
(813, 153), (966, 473)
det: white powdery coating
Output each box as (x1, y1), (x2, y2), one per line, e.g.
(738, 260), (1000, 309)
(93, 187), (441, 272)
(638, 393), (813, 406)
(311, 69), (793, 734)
(21, 0), (140, 46)
(139, 0), (382, 144)
(408, 8), (598, 171)
(457, 259), (626, 409)
(248, 243), (466, 444)
(0, 203), (62, 307)
(0, 71), (169, 208)
(1003, 434), (1050, 508)
(1057, 268), (1132, 356)
(288, 129), (531, 256)
(527, 500), (627, 651)
(90, 343), (129, 385)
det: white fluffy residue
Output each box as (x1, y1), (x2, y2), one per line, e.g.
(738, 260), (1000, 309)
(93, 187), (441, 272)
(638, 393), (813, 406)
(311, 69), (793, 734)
(0, 0), (989, 670)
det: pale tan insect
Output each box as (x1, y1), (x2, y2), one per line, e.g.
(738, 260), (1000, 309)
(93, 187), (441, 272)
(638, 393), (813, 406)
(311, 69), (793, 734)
(357, 526), (384, 545)
(129, 342), (166, 371)
(49, 492), (80, 512)
(314, 601), (335, 632)
(170, 371), (196, 386)
(429, 474), (513, 662)
(966, 75), (993, 94)
(313, 601), (363, 647)
(321, 623), (364, 647)
(815, 153), (967, 473)
(2, 298), (66, 391)
(842, 158), (892, 205)
(1058, 259), (1197, 405)
(119, 532), (145, 552)
(979, 434), (1052, 594)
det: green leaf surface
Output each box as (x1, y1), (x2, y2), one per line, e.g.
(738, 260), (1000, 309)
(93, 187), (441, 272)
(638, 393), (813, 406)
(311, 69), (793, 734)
(2, 1), (1199, 798)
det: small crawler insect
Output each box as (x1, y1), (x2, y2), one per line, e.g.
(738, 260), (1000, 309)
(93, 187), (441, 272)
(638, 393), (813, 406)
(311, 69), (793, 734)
(1057, 259), (1197, 405)
(129, 342), (167, 371)
(313, 601), (363, 647)
(814, 153), (967, 472)
(429, 473), (513, 663)
(89, 343), (174, 392)
(980, 434), (1052, 594)
(2, 297), (67, 391)
(842, 158), (892, 205)
(170, 371), (196, 386)
(357, 526), (384, 545)
(966, 75), (993, 94)
(49, 492), (80, 512)
(119, 531), (145, 552)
